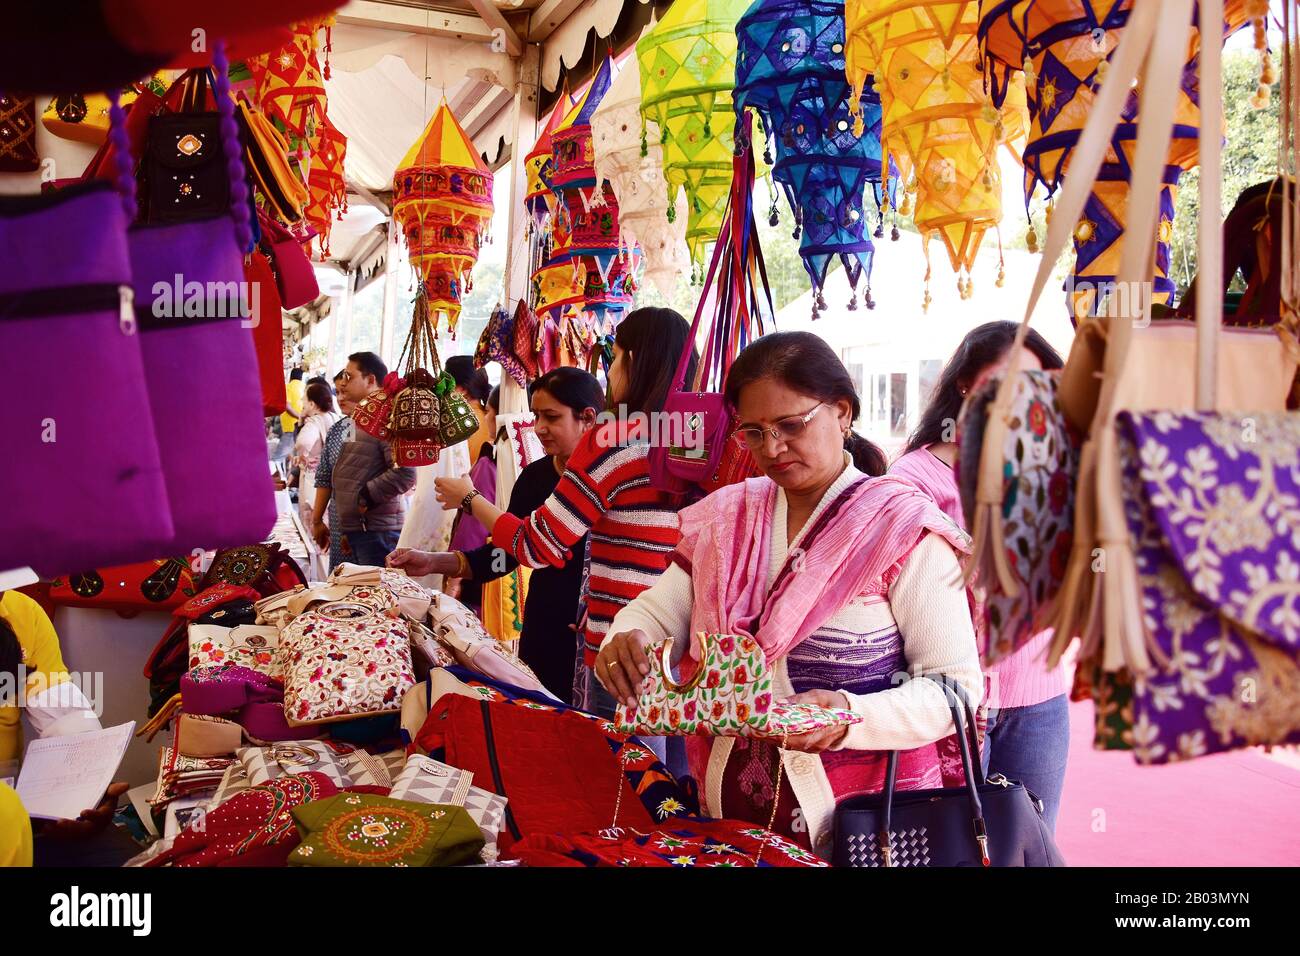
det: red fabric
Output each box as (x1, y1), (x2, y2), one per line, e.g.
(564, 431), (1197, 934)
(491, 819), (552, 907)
(503, 818), (829, 867)
(144, 772), (337, 868)
(245, 252), (287, 416)
(417, 694), (653, 849)
(49, 558), (199, 612)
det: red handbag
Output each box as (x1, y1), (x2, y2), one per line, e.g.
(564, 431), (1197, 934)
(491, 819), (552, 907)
(648, 112), (769, 496)
(258, 211), (319, 309)
(49, 557), (200, 613)
(245, 250), (288, 416)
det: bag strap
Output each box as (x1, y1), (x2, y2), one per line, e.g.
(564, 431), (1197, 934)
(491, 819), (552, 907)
(878, 674), (987, 867)
(968, 0), (1162, 593)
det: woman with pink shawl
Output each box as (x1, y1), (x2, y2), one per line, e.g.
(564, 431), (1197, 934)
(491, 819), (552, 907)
(597, 333), (983, 859)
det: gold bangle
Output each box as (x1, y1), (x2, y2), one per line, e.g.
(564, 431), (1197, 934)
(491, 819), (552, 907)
(454, 551), (470, 578)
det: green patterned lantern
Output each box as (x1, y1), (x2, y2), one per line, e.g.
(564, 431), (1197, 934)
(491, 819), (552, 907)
(638, 0), (754, 274)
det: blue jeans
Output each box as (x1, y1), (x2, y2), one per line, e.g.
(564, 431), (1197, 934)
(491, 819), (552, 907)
(344, 530), (402, 568)
(980, 693), (1070, 834)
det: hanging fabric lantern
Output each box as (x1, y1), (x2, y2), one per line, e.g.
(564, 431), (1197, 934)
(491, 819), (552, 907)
(736, 0), (890, 313)
(977, 0), (1247, 320)
(550, 56), (634, 321)
(249, 19), (328, 138)
(392, 101), (494, 334)
(592, 28), (691, 297)
(303, 111), (347, 259)
(525, 94), (571, 226)
(639, 0), (754, 272)
(846, 0), (1028, 301)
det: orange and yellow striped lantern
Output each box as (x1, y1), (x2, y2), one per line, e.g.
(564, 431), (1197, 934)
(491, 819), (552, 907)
(393, 101), (494, 333)
(846, 0), (1028, 304)
(304, 111), (347, 259)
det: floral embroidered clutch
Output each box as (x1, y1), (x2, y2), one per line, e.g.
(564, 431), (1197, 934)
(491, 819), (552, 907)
(614, 632), (863, 739)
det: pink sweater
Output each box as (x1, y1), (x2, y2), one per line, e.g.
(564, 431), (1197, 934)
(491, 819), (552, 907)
(889, 446), (1067, 709)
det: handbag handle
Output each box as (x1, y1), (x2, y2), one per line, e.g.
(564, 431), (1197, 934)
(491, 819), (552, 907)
(878, 674), (987, 867)
(657, 635), (708, 694)
(105, 38), (253, 253)
(967, 0), (1162, 594)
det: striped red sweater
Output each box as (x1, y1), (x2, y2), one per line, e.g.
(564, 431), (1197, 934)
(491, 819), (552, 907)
(491, 420), (681, 668)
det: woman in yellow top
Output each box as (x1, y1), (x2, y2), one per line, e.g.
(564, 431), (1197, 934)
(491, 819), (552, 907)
(0, 783), (31, 867)
(1, 586), (127, 865)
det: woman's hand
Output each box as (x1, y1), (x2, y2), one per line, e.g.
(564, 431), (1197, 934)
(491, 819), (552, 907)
(434, 476), (474, 511)
(37, 782), (129, 841)
(779, 690), (852, 753)
(312, 520), (330, 550)
(595, 629), (655, 708)
(386, 548), (444, 577)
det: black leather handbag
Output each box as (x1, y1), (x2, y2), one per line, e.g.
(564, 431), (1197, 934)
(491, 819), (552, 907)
(832, 675), (1066, 867)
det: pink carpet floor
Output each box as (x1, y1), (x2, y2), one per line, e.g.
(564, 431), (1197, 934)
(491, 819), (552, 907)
(1054, 700), (1300, 866)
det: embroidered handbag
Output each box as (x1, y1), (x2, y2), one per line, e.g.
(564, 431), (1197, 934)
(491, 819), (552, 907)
(833, 677), (1065, 867)
(204, 543), (308, 597)
(238, 100), (309, 224)
(389, 755), (509, 861)
(957, 370), (1080, 663)
(648, 112), (769, 496)
(327, 563), (432, 621)
(0, 180), (174, 578)
(288, 794), (484, 867)
(139, 70), (232, 224)
(50, 557), (199, 612)
(0, 92), (37, 171)
(509, 299), (541, 383)
(144, 583), (261, 704)
(615, 632), (863, 739)
(279, 600), (416, 726)
(143, 772), (338, 867)
(503, 820), (829, 868)
(1112, 410), (1300, 763)
(187, 623), (281, 675)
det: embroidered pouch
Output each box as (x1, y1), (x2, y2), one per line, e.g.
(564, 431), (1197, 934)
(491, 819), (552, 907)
(0, 92), (38, 171)
(1115, 410), (1300, 763)
(50, 557), (199, 612)
(187, 624), (281, 675)
(389, 755), (508, 861)
(615, 632), (863, 739)
(328, 564), (433, 621)
(958, 370), (1080, 663)
(289, 794), (484, 867)
(279, 600), (416, 726)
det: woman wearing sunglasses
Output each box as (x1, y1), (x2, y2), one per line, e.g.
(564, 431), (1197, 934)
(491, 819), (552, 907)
(595, 332), (982, 858)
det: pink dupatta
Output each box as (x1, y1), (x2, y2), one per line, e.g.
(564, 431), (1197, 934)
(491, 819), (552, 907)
(671, 472), (972, 675)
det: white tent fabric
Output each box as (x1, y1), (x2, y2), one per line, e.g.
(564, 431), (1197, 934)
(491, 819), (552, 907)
(541, 0), (649, 91)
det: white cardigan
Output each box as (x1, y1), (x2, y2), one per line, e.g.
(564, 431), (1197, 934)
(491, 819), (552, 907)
(606, 458), (982, 854)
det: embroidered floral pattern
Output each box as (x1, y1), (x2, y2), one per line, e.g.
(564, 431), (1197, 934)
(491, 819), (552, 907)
(1117, 411), (1300, 764)
(279, 603), (415, 725)
(616, 631), (863, 738)
(960, 371), (1079, 663)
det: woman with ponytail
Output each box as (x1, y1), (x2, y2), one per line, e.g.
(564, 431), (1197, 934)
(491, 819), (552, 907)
(596, 332), (983, 854)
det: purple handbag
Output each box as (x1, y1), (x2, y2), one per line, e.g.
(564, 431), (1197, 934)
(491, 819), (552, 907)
(1116, 410), (1300, 763)
(116, 44), (277, 554)
(0, 181), (175, 576)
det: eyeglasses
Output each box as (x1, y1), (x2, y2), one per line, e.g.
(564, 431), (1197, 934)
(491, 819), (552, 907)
(731, 403), (825, 450)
